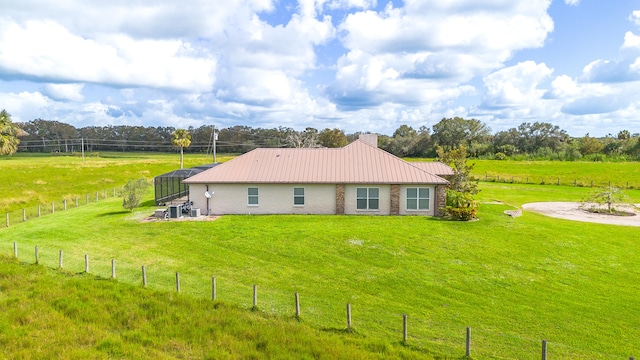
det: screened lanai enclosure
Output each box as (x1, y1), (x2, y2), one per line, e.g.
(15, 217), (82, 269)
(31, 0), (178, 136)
(154, 165), (215, 206)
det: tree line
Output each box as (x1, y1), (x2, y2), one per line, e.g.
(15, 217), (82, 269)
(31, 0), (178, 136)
(10, 116), (640, 160)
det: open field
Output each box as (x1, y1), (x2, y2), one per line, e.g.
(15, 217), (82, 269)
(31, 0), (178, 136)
(3, 153), (640, 358)
(471, 159), (640, 188)
(2, 184), (640, 358)
(0, 152), (233, 214)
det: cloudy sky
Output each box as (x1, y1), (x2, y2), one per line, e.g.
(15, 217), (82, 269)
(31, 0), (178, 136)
(1, 0), (639, 137)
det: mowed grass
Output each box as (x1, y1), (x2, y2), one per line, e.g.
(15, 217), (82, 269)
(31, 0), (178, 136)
(2, 184), (640, 358)
(0, 152), (233, 214)
(0, 256), (422, 359)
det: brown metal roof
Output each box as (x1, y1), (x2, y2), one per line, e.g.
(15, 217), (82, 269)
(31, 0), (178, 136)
(409, 161), (454, 176)
(184, 140), (449, 185)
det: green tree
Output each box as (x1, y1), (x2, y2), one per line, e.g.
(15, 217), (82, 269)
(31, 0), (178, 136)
(578, 133), (604, 156)
(171, 129), (192, 169)
(582, 186), (635, 214)
(432, 117), (491, 150)
(437, 145), (479, 220)
(516, 122), (568, 153)
(618, 130), (631, 140)
(122, 178), (151, 211)
(0, 109), (24, 155)
(318, 128), (347, 148)
(436, 145), (479, 195)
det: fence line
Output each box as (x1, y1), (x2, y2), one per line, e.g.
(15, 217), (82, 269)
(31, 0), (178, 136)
(4, 241), (636, 359)
(476, 174), (636, 189)
(3, 186), (124, 228)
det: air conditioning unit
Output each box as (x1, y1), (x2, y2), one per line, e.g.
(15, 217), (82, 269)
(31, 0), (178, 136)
(190, 208), (201, 217)
(168, 205), (183, 218)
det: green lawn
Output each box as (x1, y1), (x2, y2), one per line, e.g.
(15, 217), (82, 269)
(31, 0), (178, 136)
(2, 184), (640, 358)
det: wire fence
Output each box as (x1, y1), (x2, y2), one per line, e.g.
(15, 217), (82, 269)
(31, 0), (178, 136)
(475, 174), (638, 189)
(3, 241), (638, 360)
(3, 186), (123, 228)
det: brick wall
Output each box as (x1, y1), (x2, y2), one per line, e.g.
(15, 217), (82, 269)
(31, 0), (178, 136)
(435, 185), (447, 217)
(390, 184), (399, 215)
(336, 184), (345, 214)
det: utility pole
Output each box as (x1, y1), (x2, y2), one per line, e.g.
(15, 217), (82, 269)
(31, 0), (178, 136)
(81, 137), (85, 161)
(213, 125), (217, 164)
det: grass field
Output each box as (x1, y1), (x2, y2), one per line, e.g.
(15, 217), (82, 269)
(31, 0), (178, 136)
(0, 256), (424, 359)
(471, 159), (640, 188)
(3, 153), (640, 358)
(0, 152), (233, 214)
(2, 183), (640, 358)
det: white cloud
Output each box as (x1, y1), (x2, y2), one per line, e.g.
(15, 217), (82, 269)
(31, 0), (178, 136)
(0, 20), (217, 92)
(481, 61), (553, 108)
(565, 0), (580, 6)
(630, 10), (640, 26)
(42, 84), (85, 102)
(329, 0), (553, 112)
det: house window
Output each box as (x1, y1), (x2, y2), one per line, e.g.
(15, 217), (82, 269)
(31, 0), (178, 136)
(356, 187), (379, 210)
(293, 187), (305, 206)
(406, 187), (430, 210)
(247, 187), (259, 205)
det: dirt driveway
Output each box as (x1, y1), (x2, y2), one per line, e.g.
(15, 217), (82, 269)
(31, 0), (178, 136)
(522, 202), (640, 227)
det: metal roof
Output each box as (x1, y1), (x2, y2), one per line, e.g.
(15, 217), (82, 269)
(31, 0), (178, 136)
(409, 161), (454, 176)
(184, 140), (449, 185)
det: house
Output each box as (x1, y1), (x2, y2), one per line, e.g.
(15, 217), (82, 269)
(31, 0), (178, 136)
(183, 134), (451, 216)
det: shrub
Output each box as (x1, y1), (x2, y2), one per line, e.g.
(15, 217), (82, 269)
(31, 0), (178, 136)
(122, 178), (150, 211)
(494, 152), (506, 160)
(441, 189), (478, 221)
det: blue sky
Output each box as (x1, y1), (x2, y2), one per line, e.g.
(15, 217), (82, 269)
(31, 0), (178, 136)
(1, 0), (639, 137)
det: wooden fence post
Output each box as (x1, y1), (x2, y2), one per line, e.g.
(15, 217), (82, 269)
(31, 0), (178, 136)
(96, 192), (99, 202)
(5, 213), (8, 227)
(23, 209), (26, 222)
(403, 314), (408, 344)
(52, 202), (55, 214)
(64, 199), (67, 210)
(346, 303), (352, 330)
(142, 266), (147, 287)
(13, 242), (17, 258)
(212, 277), (217, 300)
(84, 254), (89, 273)
(541, 339), (547, 360)
(295, 292), (300, 318)
(466, 327), (471, 357)
(38, 205), (41, 217)
(35, 246), (39, 265)
(253, 285), (258, 308)
(111, 259), (116, 279)
(557, 177), (560, 185)
(176, 272), (181, 293)
(59, 250), (63, 269)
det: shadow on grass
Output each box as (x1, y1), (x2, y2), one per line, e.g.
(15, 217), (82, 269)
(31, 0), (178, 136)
(96, 211), (130, 217)
(140, 199), (156, 207)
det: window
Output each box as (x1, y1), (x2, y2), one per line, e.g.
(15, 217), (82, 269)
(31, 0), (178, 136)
(406, 187), (430, 210)
(356, 187), (379, 210)
(247, 187), (259, 205)
(293, 187), (305, 206)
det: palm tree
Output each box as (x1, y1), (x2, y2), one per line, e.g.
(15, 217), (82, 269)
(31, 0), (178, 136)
(0, 109), (24, 156)
(171, 129), (192, 169)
